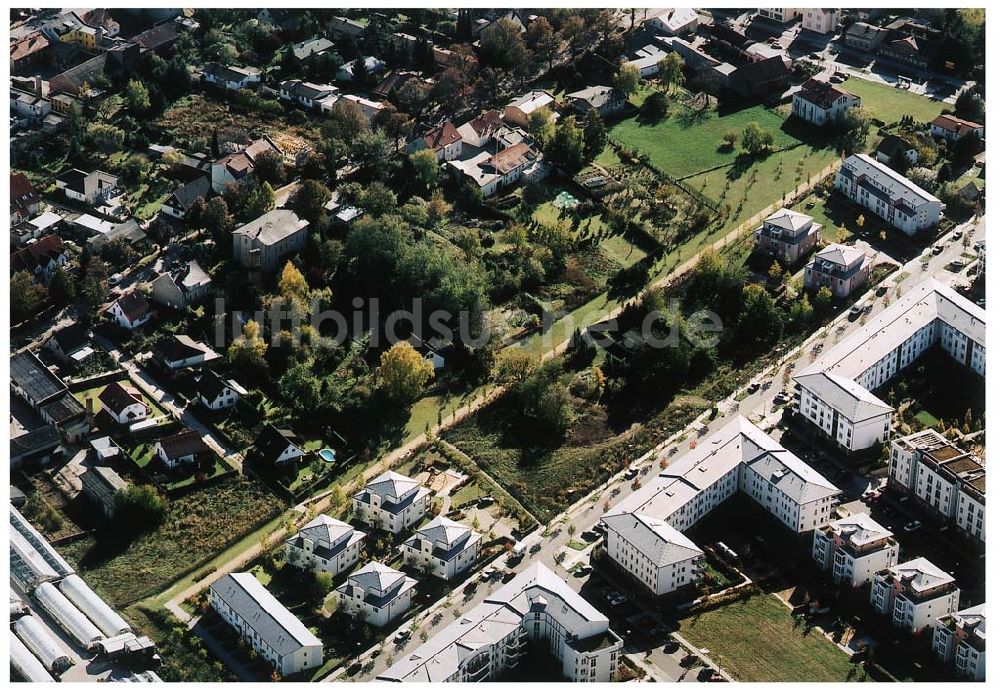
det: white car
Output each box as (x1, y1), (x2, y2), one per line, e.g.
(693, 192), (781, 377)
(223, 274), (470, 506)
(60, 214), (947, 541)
(903, 520), (923, 532)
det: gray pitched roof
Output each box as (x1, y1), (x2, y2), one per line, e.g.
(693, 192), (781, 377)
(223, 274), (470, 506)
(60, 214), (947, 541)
(602, 512), (703, 567)
(211, 572), (321, 656)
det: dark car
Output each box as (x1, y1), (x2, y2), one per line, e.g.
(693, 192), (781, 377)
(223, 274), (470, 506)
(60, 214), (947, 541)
(699, 667), (719, 681)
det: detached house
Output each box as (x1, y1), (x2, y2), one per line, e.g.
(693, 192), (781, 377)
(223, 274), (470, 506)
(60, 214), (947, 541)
(232, 209), (309, 273)
(353, 471), (431, 534)
(503, 90), (556, 128)
(254, 425), (306, 467)
(203, 63), (261, 91)
(812, 513), (899, 588)
(406, 120), (463, 162)
(753, 208), (821, 264)
(336, 562), (417, 628)
(99, 381), (148, 425)
(645, 8), (699, 36)
(835, 154), (942, 235)
(196, 371), (248, 411)
(107, 291), (153, 330)
(804, 244), (871, 298)
(401, 516), (481, 581)
(154, 334), (219, 371)
(870, 558), (960, 634)
(874, 135), (918, 167)
(151, 259), (212, 308)
(792, 78), (860, 126)
(11, 172), (42, 223)
(278, 80), (338, 109)
(10, 235), (68, 280)
(449, 142), (546, 198)
(336, 56), (386, 82)
(154, 429), (210, 468)
(933, 604), (986, 681)
(565, 86), (626, 118)
(210, 572), (323, 676)
(211, 136), (283, 193)
(44, 323), (93, 365)
(801, 8), (840, 35)
(285, 515), (366, 577)
(930, 114), (984, 145)
(55, 168), (122, 210)
(160, 176), (211, 219)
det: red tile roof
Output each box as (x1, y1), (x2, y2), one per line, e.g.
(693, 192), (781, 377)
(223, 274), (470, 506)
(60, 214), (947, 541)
(10, 32), (50, 63)
(11, 235), (64, 274)
(422, 121), (461, 151)
(11, 172), (41, 217)
(114, 291), (152, 323)
(931, 114), (983, 136)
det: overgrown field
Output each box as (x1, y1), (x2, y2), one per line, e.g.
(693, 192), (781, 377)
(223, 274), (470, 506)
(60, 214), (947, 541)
(60, 478), (282, 607)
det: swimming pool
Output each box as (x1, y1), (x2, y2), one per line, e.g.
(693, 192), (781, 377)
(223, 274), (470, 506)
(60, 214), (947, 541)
(318, 448), (336, 463)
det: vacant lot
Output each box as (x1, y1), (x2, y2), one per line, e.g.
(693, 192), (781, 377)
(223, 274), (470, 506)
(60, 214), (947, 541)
(60, 478), (282, 607)
(836, 77), (946, 124)
(610, 104), (798, 179)
(679, 593), (857, 682)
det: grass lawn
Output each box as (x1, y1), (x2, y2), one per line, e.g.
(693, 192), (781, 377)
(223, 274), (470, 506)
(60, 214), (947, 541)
(531, 189), (647, 268)
(837, 77), (946, 124)
(609, 104), (798, 179)
(60, 478), (282, 607)
(913, 410), (940, 428)
(679, 593), (857, 682)
(74, 379), (167, 420)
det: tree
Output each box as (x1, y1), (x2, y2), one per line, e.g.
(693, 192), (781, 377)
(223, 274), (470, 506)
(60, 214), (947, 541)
(839, 107), (872, 153)
(641, 91), (669, 121)
(375, 342), (434, 404)
(527, 16), (559, 69)
(409, 149), (440, 191)
(814, 285), (833, 309)
(49, 267), (76, 306)
(480, 18), (528, 72)
(253, 149), (286, 187)
(856, 214), (865, 229)
(953, 130), (982, 165)
(243, 181), (275, 221)
(526, 107), (556, 145)
(612, 62), (640, 96)
(722, 130), (738, 149)
(535, 382), (575, 433)
(322, 99), (370, 143)
(545, 117), (586, 171)
(113, 484), (168, 535)
(768, 260), (783, 284)
(279, 361), (322, 413)
(581, 108), (608, 161)
(657, 52), (685, 91)
(202, 197), (232, 241)
(11, 271), (47, 323)
(290, 179), (332, 226)
(79, 259), (109, 308)
(954, 88), (985, 123)
(887, 147), (911, 175)
(228, 320), (268, 372)
(741, 122), (774, 155)
(87, 123), (125, 153)
(125, 79), (151, 115)
(492, 349), (535, 384)
(278, 261), (309, 307)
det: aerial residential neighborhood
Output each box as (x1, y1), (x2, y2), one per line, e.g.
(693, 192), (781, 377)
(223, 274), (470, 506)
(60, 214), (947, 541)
(8, 5), (987, 686)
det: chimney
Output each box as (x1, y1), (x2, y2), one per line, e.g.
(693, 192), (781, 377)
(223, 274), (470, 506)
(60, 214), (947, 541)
(34, 75), (43, 98)
(86, 398), (95, 427)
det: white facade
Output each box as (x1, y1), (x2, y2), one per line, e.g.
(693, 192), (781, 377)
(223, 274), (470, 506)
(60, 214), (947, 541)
(203, 64), (261, 91)
(209, 573), (323, 676)
(378, 563), (622, 683)
(352, 471), (431, 534)
(870, 558), (960, 634)
(336, 562), (417, 628)
(602, 417), (839, 595)
(795, 280), (985, 451)
(758, 8), (802, 23)
(835, 154), (942, 235)
(792, 79), (860, 126)
(401, 516), (481, 581)
(801, 8), (840, 34)
(285, 515), (365, 577)
(645, 8), (699, 36)
(812, 514), (899, 588)
(933, 604), (986, 681)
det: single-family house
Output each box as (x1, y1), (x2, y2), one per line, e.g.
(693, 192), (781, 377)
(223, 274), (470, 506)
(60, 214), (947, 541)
(290, 37), (335, 61)
(12, 211), (63, 247)
(203, 63), (261, 91)
(160, 176), (211, 219)
(44, 323), (93, 365)
(154, 334), (219, 371)
(352, 471), (431, 534)
(875, 135), (918, 167)
(278, 79), (338, 109)
(196, 371), (248, 411)
(254, 425), (306, 466)
(285, 515), (366, 577)
(801, 8), (840, 35)
(151, 259), (213, 308)
(845, 22), (890, 53)
(336, 562), (417, 628)
(565, 86), (626, 118)
(107, 291), (154, 330)
(406, 121), (464, 162)
(930, 114), (984, 145)
(645, 8), (699, 36)
(99, 381), (148, 425)
(757, 8), (801, 23)
(55, 168), (122, 209)
(10, 235), (68, 280)
(211, 136), (283, 193)
(503, 90), (556, 128)
(11, 172), (43, 223)
(401, 516), (481, 581)
(154, 429), (210, 468)
(792, 78), (861, 126)
(336, 56), (386, 83)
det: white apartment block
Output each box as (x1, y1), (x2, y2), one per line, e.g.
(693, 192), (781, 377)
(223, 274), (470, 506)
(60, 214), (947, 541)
(792, 78), (860, 126)
(870, 558), (960, 634)
(835, 154), (942, 235)
(602, 417), (839, 595)
(352, 471), (431, 534)
(336, 562), (417, 628)
(812, 513), (899, 588)
(378, 563), (623, 683)
(602, 513), (704, 595)
(801, 8), (840, 34)
(889, 429), (950, 491)
(933, 604), (986, 681)
(401, 516), (481, 581)
(209, 573), (323, 676)
(794, 279), (985, 452)
(284, 515), (366, 577)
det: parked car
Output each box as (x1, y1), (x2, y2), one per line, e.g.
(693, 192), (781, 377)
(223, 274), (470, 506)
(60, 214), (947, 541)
(903, 520), (923, 532)
(849, 303), (867, 319)
(946, 259), (965, 272)
(574, 565), (593, 578)
(952, 229), (964, 240)
(773, 391), (791, 404)
(932, 244), (944, 255)
(746, 382), (760, 394)
(606, 591), (626, 606)
(109, 272), (124, 286)
(393, 628), (411, 644)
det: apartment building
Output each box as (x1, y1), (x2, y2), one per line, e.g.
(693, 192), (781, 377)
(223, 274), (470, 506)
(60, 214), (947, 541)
(812, 513), (899, 587)
(352, 471), (431, 534)
(794, 279), (985, 452)
(932, 604), (986, 681)
(400, 516), (481, 581)
(336, 562), (417, 628)
(792, 78), (860, 126)
(757, 8), (801, 23)
(801, 8), (840, 34)
(602, 417), (839, 595)
(870, 558), (960, 634)
(232, 209), (309, 274)
(209, 573), (323, 676)
(378, 563), (622, 683)
(835, 154), (942, 235)
(753, 207), (821, 264)
(284, 515), (366, 577)
(889, 429), (951, 491)
(803, 243), (871, 298)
